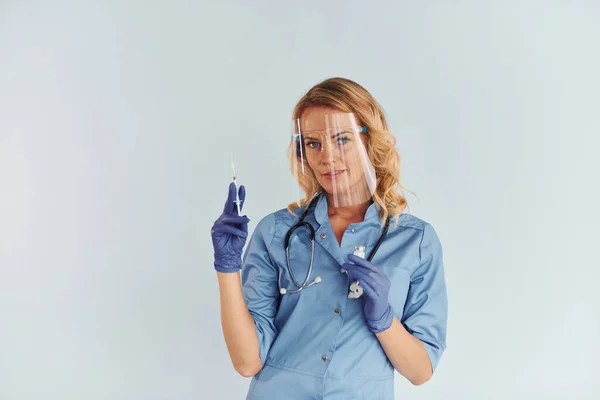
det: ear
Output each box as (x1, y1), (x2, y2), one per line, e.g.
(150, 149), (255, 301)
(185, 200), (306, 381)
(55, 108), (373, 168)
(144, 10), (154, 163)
(295, 137), (306, 158)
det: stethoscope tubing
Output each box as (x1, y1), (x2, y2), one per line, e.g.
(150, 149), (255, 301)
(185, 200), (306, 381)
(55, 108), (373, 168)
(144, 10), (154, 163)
(281, 193), (392, 295)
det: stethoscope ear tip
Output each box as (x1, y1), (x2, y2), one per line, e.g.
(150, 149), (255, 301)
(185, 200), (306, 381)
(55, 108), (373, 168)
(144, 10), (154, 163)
(314, 276), (322, 283)
(280, 288), (287, 294)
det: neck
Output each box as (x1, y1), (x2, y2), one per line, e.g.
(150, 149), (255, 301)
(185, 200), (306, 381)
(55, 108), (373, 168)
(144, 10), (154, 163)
(326, 194), (372, 221)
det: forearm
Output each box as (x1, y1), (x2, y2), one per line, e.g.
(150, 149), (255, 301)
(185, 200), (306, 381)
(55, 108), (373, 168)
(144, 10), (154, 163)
(217, 271), (262, 377)
(376, 316), (433, 385)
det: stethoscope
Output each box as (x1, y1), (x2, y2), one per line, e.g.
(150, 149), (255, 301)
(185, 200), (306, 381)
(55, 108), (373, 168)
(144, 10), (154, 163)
(280, 194), (392, 295)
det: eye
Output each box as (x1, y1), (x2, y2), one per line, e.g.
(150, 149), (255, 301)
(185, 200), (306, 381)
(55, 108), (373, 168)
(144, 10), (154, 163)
(336, 135), (350, 145)
(305, 140), (321, 149)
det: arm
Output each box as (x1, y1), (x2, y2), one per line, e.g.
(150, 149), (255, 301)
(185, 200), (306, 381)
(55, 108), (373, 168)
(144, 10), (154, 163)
(217, 214), (280, 377)
(217, 271), (262, 377)
(375, 317), (433, 385)
(378, 223), (448, 384)
(211, 184), (279, 377)
(239, 214), (280, 373)
(219, 215), (279, 377)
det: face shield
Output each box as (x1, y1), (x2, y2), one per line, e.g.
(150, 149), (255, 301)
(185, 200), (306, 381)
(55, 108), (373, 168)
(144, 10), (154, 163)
(292, 112), (377, 207)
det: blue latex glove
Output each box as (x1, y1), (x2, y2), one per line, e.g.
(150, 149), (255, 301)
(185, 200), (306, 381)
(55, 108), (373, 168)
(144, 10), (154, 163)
(211, 182), (249, 273)
(341, 254), (394, 333)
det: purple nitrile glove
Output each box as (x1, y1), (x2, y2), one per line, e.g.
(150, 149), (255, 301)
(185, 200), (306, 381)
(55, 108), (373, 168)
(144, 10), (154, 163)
(341, 254), (394, 333)
(211, 182), (249, 273)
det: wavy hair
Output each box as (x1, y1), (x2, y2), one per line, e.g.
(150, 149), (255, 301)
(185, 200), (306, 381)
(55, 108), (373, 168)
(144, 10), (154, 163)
(287, 77), (412, 224)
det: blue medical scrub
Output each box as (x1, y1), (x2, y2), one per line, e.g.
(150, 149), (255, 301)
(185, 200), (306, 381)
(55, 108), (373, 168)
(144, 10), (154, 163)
(241, 193), (448, 399)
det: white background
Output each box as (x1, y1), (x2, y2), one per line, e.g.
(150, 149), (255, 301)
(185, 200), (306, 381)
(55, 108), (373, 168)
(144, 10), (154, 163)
(1, 1), (599, 399)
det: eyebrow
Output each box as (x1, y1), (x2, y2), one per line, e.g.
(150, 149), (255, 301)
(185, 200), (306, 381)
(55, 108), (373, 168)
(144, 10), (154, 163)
(302, 131), (350, 141)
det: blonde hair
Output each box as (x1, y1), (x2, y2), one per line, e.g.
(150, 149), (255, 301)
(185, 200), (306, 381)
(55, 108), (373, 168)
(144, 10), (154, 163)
(287, 77), (412, 224)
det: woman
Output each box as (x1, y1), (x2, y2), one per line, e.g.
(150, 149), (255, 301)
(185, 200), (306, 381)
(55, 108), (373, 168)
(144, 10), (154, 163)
(211, 77), (448, 399)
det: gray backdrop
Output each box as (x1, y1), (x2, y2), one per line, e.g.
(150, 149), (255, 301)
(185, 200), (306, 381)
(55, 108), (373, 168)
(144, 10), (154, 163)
(1, 1), (599, 399)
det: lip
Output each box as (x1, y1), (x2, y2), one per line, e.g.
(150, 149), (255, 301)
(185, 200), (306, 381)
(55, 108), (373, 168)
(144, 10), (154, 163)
(322, 170), (346, 180)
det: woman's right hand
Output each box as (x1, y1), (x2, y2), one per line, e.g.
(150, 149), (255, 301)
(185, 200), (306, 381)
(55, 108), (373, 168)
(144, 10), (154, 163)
(211, 182), (249, 273)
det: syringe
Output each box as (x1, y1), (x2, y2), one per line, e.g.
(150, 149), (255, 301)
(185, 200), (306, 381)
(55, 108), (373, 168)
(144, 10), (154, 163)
(231, 156), (242, 215)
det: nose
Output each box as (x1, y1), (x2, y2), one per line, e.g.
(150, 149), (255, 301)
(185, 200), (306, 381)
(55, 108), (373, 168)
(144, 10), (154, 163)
(318, 148), (340, 167)
(317, 139), (341, 162)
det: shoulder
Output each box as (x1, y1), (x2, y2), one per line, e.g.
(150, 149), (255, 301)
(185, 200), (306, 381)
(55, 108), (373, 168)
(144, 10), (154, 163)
(393, 212), (432, 233)
(392, 213), (442, 250)
(251, 206), (301, 236)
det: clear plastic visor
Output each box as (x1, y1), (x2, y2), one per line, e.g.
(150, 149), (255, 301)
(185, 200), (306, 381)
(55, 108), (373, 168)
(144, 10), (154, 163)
(291, 112), (376, 207)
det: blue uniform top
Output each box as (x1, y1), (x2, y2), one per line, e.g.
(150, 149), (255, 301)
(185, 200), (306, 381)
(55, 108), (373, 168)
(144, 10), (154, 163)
(241, 193), (448, 399)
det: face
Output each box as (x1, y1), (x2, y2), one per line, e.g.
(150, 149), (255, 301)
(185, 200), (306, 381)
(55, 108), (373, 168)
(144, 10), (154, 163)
(297, 107), (373, 205)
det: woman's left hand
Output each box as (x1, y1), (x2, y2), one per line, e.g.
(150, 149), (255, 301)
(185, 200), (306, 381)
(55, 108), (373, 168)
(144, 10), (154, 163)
(341, 254), (394, 333)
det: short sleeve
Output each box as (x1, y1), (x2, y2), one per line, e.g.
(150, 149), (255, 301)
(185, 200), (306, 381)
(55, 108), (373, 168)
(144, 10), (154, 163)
(401, 223), (448, 372)
(240, 213), (280, 366)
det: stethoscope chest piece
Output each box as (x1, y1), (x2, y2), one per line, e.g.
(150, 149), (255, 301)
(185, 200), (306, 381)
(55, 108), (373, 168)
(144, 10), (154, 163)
(347, 281), (364, 299)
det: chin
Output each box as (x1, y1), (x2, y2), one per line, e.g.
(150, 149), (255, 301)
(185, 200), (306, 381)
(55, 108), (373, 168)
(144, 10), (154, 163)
(316, 179), (334, 193)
